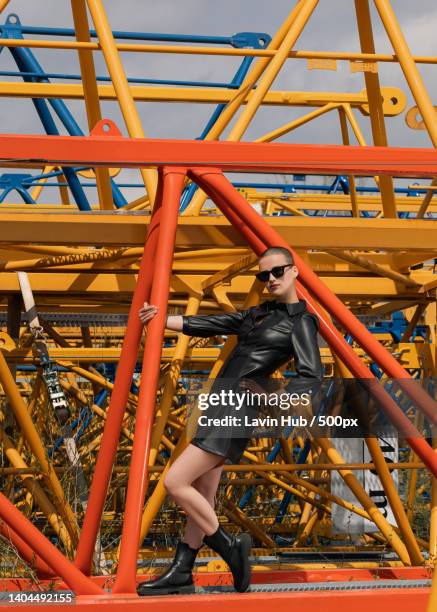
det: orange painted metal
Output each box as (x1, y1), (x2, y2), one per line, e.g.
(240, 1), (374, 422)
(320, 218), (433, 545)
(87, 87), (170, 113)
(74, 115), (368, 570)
(0, 521), (55, 578)
(74, 174), (164, 576)
(0, 568), (431, 611)
(2, 127), (437, 598)
(4, 587), (431, 612)
(0, 492), (103, 595)
(1, 132), (437, 176)
(0, 565), (431, 591)
(113, 168), (186, 593)
(190, 168), (437, 478)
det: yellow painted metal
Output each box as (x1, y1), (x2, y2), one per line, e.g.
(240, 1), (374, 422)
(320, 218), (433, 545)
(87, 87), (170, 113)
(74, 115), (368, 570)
(0, 276), (435, 306)
(0, 460), (428, 474)
(334, 356), (423, 565)
(29, 165), (55, 202)
(1, 213), (437, 250)
(0, 81), (405, 112)
(201, 252), (258, 292)
(314, 438), (411, 564)
(148, 294), (201, 467)
(57, 171), (71, 205)
(295, 509), (320, 546)
(222, 499), (276, 548)
(430, 439), (437, 562)
(256, 102), (341, 143)
(244, 449), (374, 521)
(374, 0), (437, 269)
(303, 293), (424, 562)
(85, 0), (157, 204)
(186, 0), (319, 214)
(0, 350), (79, 544)
(0, 425), (73, 552)
(226, 0), (319, 142)
(328, 249), (420, 287)
(337, 106), (359, 216)
(355, 0), (396, 218)
(0, 34), (431, 65)
(374, 0), (437, 147)
(71, 0), (114, 210)
(0, 0), (436, 580)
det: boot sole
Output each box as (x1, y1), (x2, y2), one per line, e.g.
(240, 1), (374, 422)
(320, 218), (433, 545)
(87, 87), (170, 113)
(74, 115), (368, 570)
(235, 534), (252, 593)
(137, 583), (195, 596)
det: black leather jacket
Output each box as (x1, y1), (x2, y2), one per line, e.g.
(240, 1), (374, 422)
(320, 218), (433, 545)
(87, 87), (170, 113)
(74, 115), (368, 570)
(182, 298), (323, 393)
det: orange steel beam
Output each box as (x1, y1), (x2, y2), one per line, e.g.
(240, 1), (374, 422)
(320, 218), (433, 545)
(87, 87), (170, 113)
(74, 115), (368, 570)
(74, 173), (165, 575)
(0, 492), (102, 595)
(0, 566), (432, 591)
(0, 521), (55, 579)
(190, 169), (437, 477)
(113, 168), (186, 593)
(3, 586), (431, 612)
(2, 125), (437, 595)
(0, 127), (437, 176)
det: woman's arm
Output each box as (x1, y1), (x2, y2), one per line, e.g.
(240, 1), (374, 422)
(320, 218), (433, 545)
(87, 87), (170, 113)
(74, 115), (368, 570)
(139, 302), (250, 336)
(138, 302), (183, 331)
(289, 313), (324, 390)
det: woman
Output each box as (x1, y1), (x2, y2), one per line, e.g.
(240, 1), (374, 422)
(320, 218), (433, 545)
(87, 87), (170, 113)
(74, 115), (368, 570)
(137, 246), (323, 595)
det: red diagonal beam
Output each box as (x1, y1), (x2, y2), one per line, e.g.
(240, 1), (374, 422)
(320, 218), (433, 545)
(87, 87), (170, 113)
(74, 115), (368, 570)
(0, 520), (55, 578)
(113, 167), (186, 594)
(74, 173), (165, 575)
(190, 168), (437, 479)
(0, 492), (102, 595)
(1, 130), (437, 176)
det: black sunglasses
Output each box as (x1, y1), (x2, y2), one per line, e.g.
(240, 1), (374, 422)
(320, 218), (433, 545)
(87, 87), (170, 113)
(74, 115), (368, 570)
(255, 264), (293, 283)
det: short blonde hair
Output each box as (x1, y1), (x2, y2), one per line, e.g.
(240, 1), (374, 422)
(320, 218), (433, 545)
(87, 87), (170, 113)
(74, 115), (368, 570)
(259, 246), (294, 265)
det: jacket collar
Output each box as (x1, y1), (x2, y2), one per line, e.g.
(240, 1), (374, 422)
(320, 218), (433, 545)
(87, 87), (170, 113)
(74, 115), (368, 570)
(263, 299), (307, 316)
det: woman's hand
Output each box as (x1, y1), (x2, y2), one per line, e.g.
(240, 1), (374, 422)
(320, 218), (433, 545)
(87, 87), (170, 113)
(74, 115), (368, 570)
(138, 301), (158, 325)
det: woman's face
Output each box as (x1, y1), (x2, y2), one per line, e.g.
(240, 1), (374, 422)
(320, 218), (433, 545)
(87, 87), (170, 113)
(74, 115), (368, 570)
(258, 253), (298, 299)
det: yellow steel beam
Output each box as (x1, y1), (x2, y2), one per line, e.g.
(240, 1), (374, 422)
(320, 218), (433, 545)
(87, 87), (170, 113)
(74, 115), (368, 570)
(0, 345), (432, 369)
(374, 0), (437, 223)
(0, 271), (434, 297)
(337, 106), (359, 216)
(355, 0), (396, 218)
(226, 0), (319, 143)
(327, 249), (420, 287)
(0, 36), (433, 64)
(0, 81), (404, 113)
(0, 213), (436, 249)
(0, 351), (79, 543)
(0, 425), (73, 552)
(256, 102), (340, 142)
(1, 194), (437, 213)
(71, 0), (114, 210)
(392, 252), (437, 271)
(0, 273), (435, 306)
(85, 0), (157, 204)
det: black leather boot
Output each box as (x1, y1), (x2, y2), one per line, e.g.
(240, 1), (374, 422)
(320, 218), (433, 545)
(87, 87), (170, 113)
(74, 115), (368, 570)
(137, 541), (201, 596)
(203, 526), (251, 592)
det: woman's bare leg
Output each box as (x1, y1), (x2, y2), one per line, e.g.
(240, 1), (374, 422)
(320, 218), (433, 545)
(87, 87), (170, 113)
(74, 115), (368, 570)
(164, 444), (225, 537)
(182, 462), (224, 548)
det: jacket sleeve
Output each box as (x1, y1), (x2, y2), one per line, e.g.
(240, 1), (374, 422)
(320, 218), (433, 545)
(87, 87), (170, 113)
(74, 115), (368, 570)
(181, 309), (250, 338)
(287, 313), (323, 395)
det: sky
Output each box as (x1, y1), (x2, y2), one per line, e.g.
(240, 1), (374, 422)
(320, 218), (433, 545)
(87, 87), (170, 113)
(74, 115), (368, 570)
(0, 0), (436, 201)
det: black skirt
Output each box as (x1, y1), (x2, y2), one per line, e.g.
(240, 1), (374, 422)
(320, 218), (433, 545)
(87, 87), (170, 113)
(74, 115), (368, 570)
(190, 435), (250, 465)
(188, 374), (265, 464)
